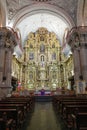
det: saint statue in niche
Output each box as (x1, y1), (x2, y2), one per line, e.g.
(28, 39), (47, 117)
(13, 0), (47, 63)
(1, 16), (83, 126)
(53, 72), (56, 79)
(30, 43), (33, 48)
(40, 72), (45, 79)
(29, 72), (33, 79)
(52, 44), (55, 48)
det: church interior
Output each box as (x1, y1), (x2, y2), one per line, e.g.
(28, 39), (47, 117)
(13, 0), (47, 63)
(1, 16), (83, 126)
(0, 0), (87, 130)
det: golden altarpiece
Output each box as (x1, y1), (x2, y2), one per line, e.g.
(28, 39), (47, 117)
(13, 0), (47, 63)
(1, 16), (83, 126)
(22, 27), (62, 90)
(12, 27), (74, 91)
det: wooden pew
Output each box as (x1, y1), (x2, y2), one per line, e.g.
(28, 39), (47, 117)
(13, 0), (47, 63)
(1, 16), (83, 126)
(0, 103), (26, 123)
(2, 97), (33, 112)
(61, 101), (87, 116)
(0, 117), (14, 130)
(0, 101), (29, 113)
(0, 108), (22, 129)
(63, 105), (87, 128)
(52, 95), (87, 113)
(71, 112), (87, 130)
(52, 95), (87, 129)
(0, 96), (35, 129)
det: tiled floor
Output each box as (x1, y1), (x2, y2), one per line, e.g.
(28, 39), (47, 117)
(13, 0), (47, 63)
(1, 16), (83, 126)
(21, 102), (67, 130)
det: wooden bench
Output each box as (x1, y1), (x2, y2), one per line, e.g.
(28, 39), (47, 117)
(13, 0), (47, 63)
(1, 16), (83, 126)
(0, 117), (14, 130)
(71, 112), (87, 130)
(0, 108), (22, 129)
(5, 96), (35, 110)
(61, 101), (87, 116)
(0, 103), (26, 123)
(52, 95), (87, 129)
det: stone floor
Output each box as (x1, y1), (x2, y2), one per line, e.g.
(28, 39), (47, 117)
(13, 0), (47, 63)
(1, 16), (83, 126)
(21, 102), (67, 130)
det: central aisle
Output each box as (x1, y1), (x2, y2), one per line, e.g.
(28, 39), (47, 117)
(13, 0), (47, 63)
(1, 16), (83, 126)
(21, 102), (66, 130)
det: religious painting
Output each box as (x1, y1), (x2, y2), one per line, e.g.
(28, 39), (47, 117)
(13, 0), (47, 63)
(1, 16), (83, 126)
(52, 52), (56, 60)
(29, 52), (34, 60)
(40, 44), (45, 52)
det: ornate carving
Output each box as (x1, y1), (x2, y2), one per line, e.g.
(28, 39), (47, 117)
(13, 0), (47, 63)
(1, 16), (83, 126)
(0, 27), (18, 51)
(22, 27), (61, 89)
(67, 26), (87, 50)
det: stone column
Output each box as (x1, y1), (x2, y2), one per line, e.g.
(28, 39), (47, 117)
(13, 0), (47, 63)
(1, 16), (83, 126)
(66, 26), (87, 83)
(6, 51), (12, 87)
(73, 49), (81, 81)
(79, 32), (87, 82)
(0, 27), (17, 97)
(0, 49), (5, 83)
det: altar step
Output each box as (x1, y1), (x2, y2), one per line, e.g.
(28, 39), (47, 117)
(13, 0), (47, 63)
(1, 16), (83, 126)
(35, 96), (52, 102)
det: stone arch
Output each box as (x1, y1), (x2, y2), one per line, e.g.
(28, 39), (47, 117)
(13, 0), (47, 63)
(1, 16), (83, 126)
(9, 3), (75, 28)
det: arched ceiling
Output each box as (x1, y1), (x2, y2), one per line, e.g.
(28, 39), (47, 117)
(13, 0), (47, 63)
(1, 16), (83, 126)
(7, 2), (76, 56)
(1, 0), (79, 56)
(13, 12), (71, 56)
(1, 0), (87, 56)
(16, 13), (70, 45)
